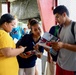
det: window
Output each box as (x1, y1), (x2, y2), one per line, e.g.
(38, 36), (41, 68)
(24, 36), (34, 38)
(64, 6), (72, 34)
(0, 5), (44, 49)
(58, 0), (76, 21)
(2, 3), (8, 15)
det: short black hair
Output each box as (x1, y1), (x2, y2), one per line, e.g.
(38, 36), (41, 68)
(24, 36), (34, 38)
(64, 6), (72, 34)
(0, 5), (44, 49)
(0, 13), (15, 25)
(53, 5), (69, 16)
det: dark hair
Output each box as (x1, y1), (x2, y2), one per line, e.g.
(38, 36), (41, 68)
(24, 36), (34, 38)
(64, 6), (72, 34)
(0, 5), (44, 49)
(30, 19), (39, 26)
(29, 19), (39, 33)
(53, 5), (69, 16)
(28, 18), (33, 23)
(0, 13), (15, 26)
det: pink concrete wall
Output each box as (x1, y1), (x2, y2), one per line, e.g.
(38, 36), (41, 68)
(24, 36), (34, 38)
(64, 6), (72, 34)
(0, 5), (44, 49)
(37, 0), (55, 32)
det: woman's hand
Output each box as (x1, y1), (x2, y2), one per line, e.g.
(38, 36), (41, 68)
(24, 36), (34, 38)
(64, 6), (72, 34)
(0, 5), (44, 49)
(35, 52), (42, 58)
(19, 53), (32, 58)
(19, 46), (27, 52)
(33, 44), (39, 51)
(0, 46), (27, 57)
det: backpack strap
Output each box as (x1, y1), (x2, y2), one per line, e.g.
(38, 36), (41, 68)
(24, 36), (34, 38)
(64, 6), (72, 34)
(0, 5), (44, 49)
(58, 25), (63, 37)
(71, 22), (76, 43)
(71, 22), (75, 39)
(58, 22), (76, 43)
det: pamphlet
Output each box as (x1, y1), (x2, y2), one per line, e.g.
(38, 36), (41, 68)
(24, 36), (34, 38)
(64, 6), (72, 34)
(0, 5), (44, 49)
(37, 32), (59, 49)
(24, 50), (40, 55)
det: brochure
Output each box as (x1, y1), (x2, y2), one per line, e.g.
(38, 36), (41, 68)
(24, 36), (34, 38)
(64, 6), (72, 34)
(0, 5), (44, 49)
(24, 50), (40, 55)
(37, 32), (59, 49)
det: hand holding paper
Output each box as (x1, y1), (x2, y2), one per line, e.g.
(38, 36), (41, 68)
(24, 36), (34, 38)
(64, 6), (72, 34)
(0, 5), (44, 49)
(37, 32), (60, 49)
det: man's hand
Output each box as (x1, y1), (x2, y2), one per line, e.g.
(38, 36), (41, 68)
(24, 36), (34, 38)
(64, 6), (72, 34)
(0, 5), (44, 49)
(44, 47), (50, 52)
(47, 52), (53, 63)
(51, 42), (63, 51)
